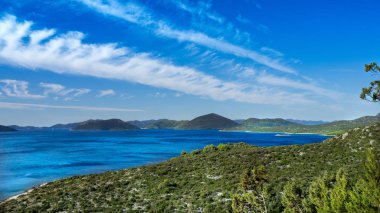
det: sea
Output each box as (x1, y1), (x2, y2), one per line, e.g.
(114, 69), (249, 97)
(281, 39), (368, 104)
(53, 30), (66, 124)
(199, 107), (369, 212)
(0, 129), (330, 200)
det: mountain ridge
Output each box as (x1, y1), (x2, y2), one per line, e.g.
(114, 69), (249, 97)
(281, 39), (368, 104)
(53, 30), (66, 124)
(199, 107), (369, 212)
(73, 119), (140, 131)
(180, 113), (239, 130)
(5, 112), (380, 134)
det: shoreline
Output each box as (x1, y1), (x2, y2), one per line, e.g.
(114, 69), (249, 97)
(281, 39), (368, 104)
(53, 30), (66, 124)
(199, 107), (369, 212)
(219, 129), (332, 136)
(1, 183), (47, 203)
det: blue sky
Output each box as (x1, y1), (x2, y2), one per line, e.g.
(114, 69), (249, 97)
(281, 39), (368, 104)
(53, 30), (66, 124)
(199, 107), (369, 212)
(0, 0), (379, 126)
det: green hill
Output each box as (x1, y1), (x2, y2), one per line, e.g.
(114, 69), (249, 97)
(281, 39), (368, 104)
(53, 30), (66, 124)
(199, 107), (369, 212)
(145, 119), (188, 129)
(239, 118), (298, 128)
(181, 113), (239, 130)
(73, 119), (140, 131)
(0, 125), (16, 132)
(230, 114), (380, 135)
(1, 123), (379, 212)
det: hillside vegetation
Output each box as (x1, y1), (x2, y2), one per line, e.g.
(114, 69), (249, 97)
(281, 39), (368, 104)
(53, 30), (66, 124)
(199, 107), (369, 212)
(230, 114), (380, 135)
(145, 119), (188, 129)
(1, 123), (379, 212)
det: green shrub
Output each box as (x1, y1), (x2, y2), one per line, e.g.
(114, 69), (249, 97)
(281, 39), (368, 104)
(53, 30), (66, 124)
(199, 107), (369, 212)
(203, 144), (217, 153)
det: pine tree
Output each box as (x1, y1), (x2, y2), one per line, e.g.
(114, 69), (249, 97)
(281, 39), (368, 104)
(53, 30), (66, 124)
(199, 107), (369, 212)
(281, 181), (305, 213)
(330, 169), (349, 213)
(232, 164), (269, 213)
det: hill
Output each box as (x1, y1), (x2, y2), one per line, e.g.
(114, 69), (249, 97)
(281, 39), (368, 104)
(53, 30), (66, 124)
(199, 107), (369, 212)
(127, 120), (160, 128)
(8, 125), (47, 131)
(2, 123), (378, 212)
(145, 119), (188, 129)
(181, 113), (239, 130)
(286, 119), (329, 125)
(0, 125), (16, 132)
(231, 114), (380, 135)
(72, 119), (140, 131)
(239, 118), (298, 128)
(50, 122), (82, 130)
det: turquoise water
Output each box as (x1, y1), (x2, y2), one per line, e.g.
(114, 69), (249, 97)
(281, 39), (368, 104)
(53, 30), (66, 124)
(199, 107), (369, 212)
(0, 129), (330, 200)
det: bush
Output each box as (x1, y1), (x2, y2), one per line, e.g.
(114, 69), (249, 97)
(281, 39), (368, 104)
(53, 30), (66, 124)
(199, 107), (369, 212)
(217, 143), (230, 151)
(190, 149), (201, 155)
(203, 144), (217, 153)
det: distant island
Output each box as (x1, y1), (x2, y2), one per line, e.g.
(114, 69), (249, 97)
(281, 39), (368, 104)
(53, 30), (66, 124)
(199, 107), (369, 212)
(0, 125), (16, 132)
(229, 113), (380, 135)
(2, 113), (380, 135)
(73, 119), (140, 131)
(180, 113), (239, 130)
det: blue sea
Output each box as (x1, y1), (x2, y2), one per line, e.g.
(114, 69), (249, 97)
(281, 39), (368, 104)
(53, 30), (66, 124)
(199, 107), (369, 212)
(0, 129), (330, 200)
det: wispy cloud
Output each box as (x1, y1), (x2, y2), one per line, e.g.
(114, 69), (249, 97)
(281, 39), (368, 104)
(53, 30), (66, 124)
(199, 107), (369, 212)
(77, 0), (296, 74)
(0, 15), (312, 105)
(256, 73), (340, 99)
(236, 14), (251, 25)
(0, 101), (141, 112)
(169, 0), (224, 24)
(0, 79), (44, 99)
(97, 89), (116, 97)
(39, 82), (90, 100)
(40, 83), (65, 95)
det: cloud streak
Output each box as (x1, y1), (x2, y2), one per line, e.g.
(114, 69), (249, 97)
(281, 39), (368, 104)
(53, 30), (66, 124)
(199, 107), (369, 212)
(98, 89), (116, 97)
(256, 73), (340, 99)
(0, 79), (44, 99)
(0, 15), (314, 105)
(39, 82), (91, 100)
(0, 101), (141, 112)
(77, 0), (296, 74)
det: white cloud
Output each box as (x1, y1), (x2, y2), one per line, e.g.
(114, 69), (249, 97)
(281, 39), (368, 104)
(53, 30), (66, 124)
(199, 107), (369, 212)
(0, 15), (317, 105)
(39, 82), (90, 100)
(39, 83), (65, 95)
(256, 73), (340, 99)
(0, 101), (141, 112)
(0, 79), (44, 99)
(98, 89), (116, 97)
(64, 88), (91, 101)
(150, 92), (167, 98)
(169, 0), (225, 24)
(260, 47), (284, 57)
(77, 0), (296, 74)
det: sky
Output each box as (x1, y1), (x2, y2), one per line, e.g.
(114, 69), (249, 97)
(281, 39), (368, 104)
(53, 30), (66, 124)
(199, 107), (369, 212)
(0, 0), (379, 126)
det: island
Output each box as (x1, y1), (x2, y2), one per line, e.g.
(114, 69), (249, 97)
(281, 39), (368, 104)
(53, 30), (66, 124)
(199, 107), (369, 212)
(72, 119), (140, 131)
(0, 125), (17, 132)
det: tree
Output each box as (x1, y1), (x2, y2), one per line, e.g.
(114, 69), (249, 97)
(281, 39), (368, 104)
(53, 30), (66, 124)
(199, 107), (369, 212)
(281, 181), (307, 213)
(232, 165), (269, 213)
(346, 148), (380, 212)
(360, 62), (380, 102)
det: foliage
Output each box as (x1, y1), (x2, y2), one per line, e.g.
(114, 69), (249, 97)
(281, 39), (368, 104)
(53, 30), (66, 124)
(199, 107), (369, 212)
(232, 165), (269, 212)
(258, 149), (380, 213)
(361, 62), (380, 102)
(145, 119), (188, 129)
(230, 114), (380, 135)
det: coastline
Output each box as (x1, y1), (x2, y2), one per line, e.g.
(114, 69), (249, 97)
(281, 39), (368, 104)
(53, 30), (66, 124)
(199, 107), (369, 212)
(219, 129), (332, 136)
(1, 183), (47, 203)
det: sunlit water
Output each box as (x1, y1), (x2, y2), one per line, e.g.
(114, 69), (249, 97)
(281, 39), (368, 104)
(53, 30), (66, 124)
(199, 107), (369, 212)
(0, 129), (330, 200)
